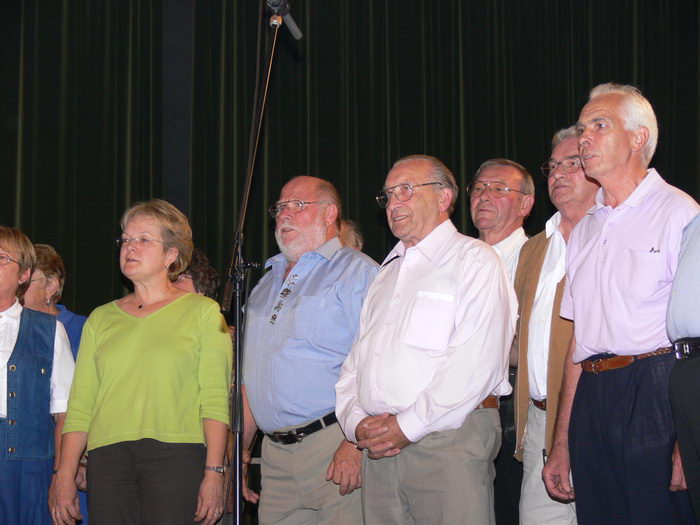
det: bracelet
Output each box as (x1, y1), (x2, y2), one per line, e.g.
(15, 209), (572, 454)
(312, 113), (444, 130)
(79, 455), (88, 465)
(204, 465), (225, 474)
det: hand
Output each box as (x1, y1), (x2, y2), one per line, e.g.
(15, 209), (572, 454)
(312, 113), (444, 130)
(194, 471), (224, 524)
(356, 415), (411, 460)
(670, 441), (687, 492)
(49, 473), (82, 525)
(542, 443), (575, 501)
(326, 440), (362, 495)
(242, 449), (259, 504)
(75, 465), (87, 492)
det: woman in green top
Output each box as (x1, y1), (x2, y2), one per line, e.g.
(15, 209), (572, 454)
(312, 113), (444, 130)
(50, 199), (233, 525)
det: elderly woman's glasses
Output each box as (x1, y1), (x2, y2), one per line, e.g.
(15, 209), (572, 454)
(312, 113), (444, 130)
(115, 236), (166, 248)
(375, 182), (443, 208)
(540, 156), (582, 177)
(0, 254), (19, 267)
(268, 200), (327, 219)
(466, 181), (528, 198)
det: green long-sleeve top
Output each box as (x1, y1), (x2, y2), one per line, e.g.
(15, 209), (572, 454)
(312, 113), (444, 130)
(64, 293), (233, 451)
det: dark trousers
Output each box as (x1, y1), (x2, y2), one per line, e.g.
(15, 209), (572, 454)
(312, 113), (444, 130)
(671, 356), (700, 521)
(569, 353), (694, 525)
(494, 367), (522, 525)
(87, 438), (206, 525)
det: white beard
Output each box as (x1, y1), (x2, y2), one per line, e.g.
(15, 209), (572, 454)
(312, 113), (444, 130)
(275, 220), (328, 263)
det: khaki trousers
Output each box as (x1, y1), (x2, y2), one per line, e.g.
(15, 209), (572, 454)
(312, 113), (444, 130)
(259, 421), (362, 525)
(362, 408), (501, 525)
(519, 403), (576, 525)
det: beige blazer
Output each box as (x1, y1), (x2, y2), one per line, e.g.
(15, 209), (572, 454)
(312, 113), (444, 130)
(513, 230), (573, 461)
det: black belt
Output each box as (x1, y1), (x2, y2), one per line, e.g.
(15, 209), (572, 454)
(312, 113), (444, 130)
(265, 412), (338, 445)
(674, 337), (700, 360)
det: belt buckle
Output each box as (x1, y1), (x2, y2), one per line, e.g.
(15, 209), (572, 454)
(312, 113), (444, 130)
(272, 430), (306, 444)
(590, 359), (604, 374)
(674, 341), (691, 360)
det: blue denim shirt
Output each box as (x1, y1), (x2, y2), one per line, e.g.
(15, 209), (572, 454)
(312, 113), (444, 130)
(2, 308), (56, 459)
(242, 237), (378, 432)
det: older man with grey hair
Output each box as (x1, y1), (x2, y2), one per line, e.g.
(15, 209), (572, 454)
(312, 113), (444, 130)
(543, 84), (697, 525)
(336, 154), (516, 524)
(513, 126), (599, 525)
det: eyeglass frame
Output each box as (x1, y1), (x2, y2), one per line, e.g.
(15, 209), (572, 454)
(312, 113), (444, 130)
(466, 180), (529, 198)
(0, 254), (20, 267)
(115, 236), (167, 249)
(540, 155), (583, 178)
(268, 200), (328, 219)
(375, 181), (444, 208)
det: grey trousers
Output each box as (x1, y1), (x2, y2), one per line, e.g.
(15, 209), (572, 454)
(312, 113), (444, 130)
(259, 421), (362, 525)
(362, 408), (501, 525)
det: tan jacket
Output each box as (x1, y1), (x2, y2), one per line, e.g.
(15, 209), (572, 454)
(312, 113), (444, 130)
(513, 231), (573, 461)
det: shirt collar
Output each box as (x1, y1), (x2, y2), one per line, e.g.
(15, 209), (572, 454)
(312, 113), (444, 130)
(265, 236), (343, 270)
(492, 227), (528, 259)
(545, 212), (562, 238)
(383, 219), (457, 264)
(590, 168), (660, 214)
(0, 299), (22, 320)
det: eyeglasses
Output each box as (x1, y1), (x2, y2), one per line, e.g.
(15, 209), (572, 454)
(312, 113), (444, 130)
(268, 200), (327, 219)
(540, 156), (582, 177)
(115, 236), (166, 248)
(375, 182), (443, 208)
(0, 254), (19, 267)
(466, 181), (528, 198)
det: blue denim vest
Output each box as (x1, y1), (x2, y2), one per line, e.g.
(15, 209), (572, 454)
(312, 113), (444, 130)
(1, 308), (56, 460)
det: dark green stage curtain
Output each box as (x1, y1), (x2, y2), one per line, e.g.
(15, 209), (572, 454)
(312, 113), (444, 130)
(1, 0), (699, 315)
(1, 0), (162, 313)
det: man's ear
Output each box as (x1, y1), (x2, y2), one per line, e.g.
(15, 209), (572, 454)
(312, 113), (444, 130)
(631, 126), (649, 154)
(325, 203), (339, 226)
(438, 189), (453, 214)
(520, 194), (535, 218)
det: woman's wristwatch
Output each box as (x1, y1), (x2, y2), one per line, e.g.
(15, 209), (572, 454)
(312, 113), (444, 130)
(204, 465), (225, 474)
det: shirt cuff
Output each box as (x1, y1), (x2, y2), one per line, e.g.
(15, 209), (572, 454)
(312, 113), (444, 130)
(395, 409), (430, 443)
(50, 399), (68, 414)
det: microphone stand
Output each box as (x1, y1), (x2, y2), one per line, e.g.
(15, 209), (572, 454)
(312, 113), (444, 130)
(220, 2), (302, 524)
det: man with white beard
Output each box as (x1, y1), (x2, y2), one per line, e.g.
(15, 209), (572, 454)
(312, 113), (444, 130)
(241, 176), (377, 524)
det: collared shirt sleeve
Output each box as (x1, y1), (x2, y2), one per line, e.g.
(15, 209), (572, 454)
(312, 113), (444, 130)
(395, 248), (516, 443)
(335, 339), (368, 442)
(50, 321), (75, 414)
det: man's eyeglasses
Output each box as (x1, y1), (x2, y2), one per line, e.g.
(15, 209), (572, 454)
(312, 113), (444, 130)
(115, 236), (166, 248)
(540, 156), (582, 177)
(375, 182), (443, 208)
(0, 254), (19, 267)
(466, 181), (528, 198)
(268, 200), (327, 219)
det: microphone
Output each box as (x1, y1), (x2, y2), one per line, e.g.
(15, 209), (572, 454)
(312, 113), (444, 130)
(266, 0), (303, 40)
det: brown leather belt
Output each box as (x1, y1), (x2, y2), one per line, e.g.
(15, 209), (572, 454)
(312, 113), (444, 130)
(477, 395), (499, 409)
(581, 347), (672, 374)
(531, 398), (547, 411)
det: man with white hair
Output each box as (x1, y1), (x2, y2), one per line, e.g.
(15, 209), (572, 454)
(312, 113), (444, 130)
(542, 84), (698, 524)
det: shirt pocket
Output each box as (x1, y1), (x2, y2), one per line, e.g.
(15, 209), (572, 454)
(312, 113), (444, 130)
(402, 291), (456, 353)
(621, 247), (666, 300)
(292, 295), (324, 340)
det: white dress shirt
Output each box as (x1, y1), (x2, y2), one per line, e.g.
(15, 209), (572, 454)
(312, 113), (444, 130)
(0, 300), (74, 418)
(335, 220), (517, 443)
(492, 226), (528, 282)
(526, 213), (566, 401)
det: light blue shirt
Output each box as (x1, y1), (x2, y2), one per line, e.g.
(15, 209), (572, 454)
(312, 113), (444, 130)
(668, 212), (700, 341)
(242, 237), (378, 432)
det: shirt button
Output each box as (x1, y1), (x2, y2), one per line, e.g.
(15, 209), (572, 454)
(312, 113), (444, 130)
(7, 447), (15, 454)
(8, 392), (16, 398)
(8, 365), (16, 371)
(8, 420), (15, 426)
(41, 368), (46, 375)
